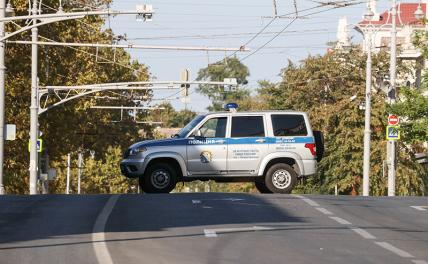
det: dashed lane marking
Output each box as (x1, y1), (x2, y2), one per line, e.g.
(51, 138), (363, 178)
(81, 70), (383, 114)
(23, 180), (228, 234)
(192, 200), (201, 204)
(294, 195), (426, 263)
(293, 195), (320, 207)
(350, 228), (376, 240)
(412, 260), (428, 264)
(92, 195), (120, 264)
(410, 206), (428, 211)
(315, 207), (333, 215)
(375, 242), (414, 258)
(329, 216), (352, 225)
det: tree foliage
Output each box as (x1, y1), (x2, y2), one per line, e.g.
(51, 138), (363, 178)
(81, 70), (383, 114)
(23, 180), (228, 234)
(220, 49), (426, 195)
(4, 0), (150, 193)
(196, 57), (250, 111)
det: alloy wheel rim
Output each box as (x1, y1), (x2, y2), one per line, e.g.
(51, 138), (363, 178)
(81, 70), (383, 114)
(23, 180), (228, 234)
(151, 169), (170, 189)
(272, 169), (291, 189)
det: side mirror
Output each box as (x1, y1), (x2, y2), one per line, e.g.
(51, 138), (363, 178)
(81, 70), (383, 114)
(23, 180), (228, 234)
(194, 129), (202, 137)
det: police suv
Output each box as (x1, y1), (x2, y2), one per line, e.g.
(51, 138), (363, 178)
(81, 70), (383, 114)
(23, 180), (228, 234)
(120, 104), (324, 194)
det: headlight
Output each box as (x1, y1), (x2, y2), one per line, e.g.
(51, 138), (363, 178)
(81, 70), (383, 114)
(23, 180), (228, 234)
(129, 146), (147, 156)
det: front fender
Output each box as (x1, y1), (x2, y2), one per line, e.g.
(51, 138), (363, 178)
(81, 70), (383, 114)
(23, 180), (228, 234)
(258, 152), (304, 176)
(143, 151), (187, 177)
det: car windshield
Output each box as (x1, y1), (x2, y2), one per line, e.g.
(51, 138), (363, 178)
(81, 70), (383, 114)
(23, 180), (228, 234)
(175, 114), (206, 138)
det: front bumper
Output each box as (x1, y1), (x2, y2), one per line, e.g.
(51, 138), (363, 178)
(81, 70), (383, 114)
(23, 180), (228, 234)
(120, 158), (146, 178)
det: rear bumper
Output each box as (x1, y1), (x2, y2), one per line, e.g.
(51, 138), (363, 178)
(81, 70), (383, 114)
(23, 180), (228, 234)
(301, 159), (317, 176)
(120, 158), (146, 178)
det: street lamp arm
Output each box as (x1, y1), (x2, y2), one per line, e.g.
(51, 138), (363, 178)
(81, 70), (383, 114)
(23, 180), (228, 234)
(0, 15), (84, 42)
(0, 9), (153, 23)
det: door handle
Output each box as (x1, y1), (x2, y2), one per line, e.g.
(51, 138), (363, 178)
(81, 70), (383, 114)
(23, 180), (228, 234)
(255, 139), (266, 143)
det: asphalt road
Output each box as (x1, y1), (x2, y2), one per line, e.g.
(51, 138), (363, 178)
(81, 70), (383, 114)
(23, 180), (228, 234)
(0, 193), (427, 264)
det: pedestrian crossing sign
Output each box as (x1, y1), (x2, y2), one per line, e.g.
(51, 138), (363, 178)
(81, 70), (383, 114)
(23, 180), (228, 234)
(28, 139), (43, 153)
(386, 126), (400, 140)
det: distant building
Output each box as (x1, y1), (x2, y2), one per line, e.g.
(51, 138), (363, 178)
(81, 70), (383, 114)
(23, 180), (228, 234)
(337, 0), (428, 88)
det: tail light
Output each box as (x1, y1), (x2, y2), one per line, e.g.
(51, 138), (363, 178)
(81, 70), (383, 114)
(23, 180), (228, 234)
(305, 143), (316, 156)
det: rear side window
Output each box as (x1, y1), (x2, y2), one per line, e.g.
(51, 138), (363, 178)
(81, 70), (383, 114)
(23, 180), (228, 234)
(271, 114), (307, 136)
(231, 116), (265, 137)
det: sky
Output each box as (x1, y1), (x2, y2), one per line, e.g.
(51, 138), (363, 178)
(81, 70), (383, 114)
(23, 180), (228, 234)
(107, 0), (409, 112)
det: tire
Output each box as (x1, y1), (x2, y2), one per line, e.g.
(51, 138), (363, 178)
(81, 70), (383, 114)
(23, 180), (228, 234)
(264, 163), (297, 194)
(255, 180), (273, 194)
(143, 162), (177, 193)
(138, 176), (149, 193)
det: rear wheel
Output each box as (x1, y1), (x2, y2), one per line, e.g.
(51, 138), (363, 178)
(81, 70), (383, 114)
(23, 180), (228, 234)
(254, 180), (273, 194)
(143, 163), (177, 193)
(264, 163), (297, 194)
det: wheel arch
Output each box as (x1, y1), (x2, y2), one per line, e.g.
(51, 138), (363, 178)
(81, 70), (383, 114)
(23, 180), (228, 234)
(144, 152), (186, 179)
(259, 153), (303, 177)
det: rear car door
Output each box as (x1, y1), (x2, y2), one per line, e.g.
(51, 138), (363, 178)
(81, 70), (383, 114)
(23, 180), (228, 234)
(269, 113), (316, 162)
(227, 115), (269, 175)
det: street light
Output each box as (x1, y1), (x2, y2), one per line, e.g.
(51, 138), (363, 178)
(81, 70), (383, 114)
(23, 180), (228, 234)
(414, 4), (425, 21)
(361, 7), (373, 197)
(5, 1), (14, 17)
(351, 5), (390, 196)
(364, 6), (374, 21)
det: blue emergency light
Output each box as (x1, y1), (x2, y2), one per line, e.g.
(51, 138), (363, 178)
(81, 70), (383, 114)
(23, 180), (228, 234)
(224, 103), (238, 112)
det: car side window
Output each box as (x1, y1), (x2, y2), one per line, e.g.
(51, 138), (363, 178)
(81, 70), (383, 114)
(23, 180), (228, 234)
(271, 114), (308, 136)
(193, 117), (227, 138)
(231, 116), (265, 137)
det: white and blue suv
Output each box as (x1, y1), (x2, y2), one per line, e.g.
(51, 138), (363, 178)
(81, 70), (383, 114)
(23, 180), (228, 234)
(121, 105), (324, 194)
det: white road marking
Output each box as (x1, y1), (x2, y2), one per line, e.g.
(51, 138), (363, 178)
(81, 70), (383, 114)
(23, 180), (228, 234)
(410, 206), (428, 211)
(92, 195), (120, 264)
(329, 216), (352, 225)
(204, 229), (218, 237)
(412, 260), (428, 264)
(193, 198), (244, 204)
(375, 242), (414, 258)
(350, 228), (376, 240)
(204, 226), (274, 238)
(293, 195), (320, 207)
(315, 207), (333, 215)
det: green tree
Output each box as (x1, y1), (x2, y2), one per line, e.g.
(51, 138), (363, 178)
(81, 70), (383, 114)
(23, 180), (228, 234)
(4, 0), (150, 193)
(196, 57), (250, 111)
(259, 48), (425, 195)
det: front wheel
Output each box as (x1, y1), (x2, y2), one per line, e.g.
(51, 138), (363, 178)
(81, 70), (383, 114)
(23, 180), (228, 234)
(143, 163), (177, 193)
(264, 163), (297, 194)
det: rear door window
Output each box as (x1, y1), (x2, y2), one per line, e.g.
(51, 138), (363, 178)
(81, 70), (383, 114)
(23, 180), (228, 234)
(231, 116), (265, 137)
(271, 114), (307, 136)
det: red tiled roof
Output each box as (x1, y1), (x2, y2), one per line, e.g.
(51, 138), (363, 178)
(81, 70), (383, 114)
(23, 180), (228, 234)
(359, 3), (425, 26)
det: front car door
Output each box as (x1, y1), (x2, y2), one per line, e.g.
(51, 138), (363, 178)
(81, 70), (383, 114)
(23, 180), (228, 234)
(227, 115), (269, 176)
(186, 116), (228, 176)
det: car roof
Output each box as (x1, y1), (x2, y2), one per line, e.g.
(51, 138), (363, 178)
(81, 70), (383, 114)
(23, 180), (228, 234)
(203, 110), (308, 115)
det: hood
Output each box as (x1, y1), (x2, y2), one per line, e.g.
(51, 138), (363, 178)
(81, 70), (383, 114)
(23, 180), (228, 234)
(130, 137), (188, 149)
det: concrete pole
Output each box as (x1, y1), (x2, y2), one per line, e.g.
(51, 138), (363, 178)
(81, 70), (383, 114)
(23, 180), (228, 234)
(29, 0), (39, 194)
(0, 0), (5, 195)
(77, 151), (82, 194)
(388, 0), (397, 196)
(66, 153), (70, 194)
(363, 30), (372, 197)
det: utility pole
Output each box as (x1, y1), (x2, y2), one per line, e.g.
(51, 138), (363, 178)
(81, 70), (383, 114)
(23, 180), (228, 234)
(77, 151), (82, 194)
(387, 0), (397, 196)
(0, 0), (5, 194)
(66, 153), (70, 194)
(29, 0), (39, 194)
(362, 29), (372, 196)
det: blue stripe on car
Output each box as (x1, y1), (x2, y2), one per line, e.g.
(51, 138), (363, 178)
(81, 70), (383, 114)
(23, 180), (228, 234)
(139, 136), (314, 147)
